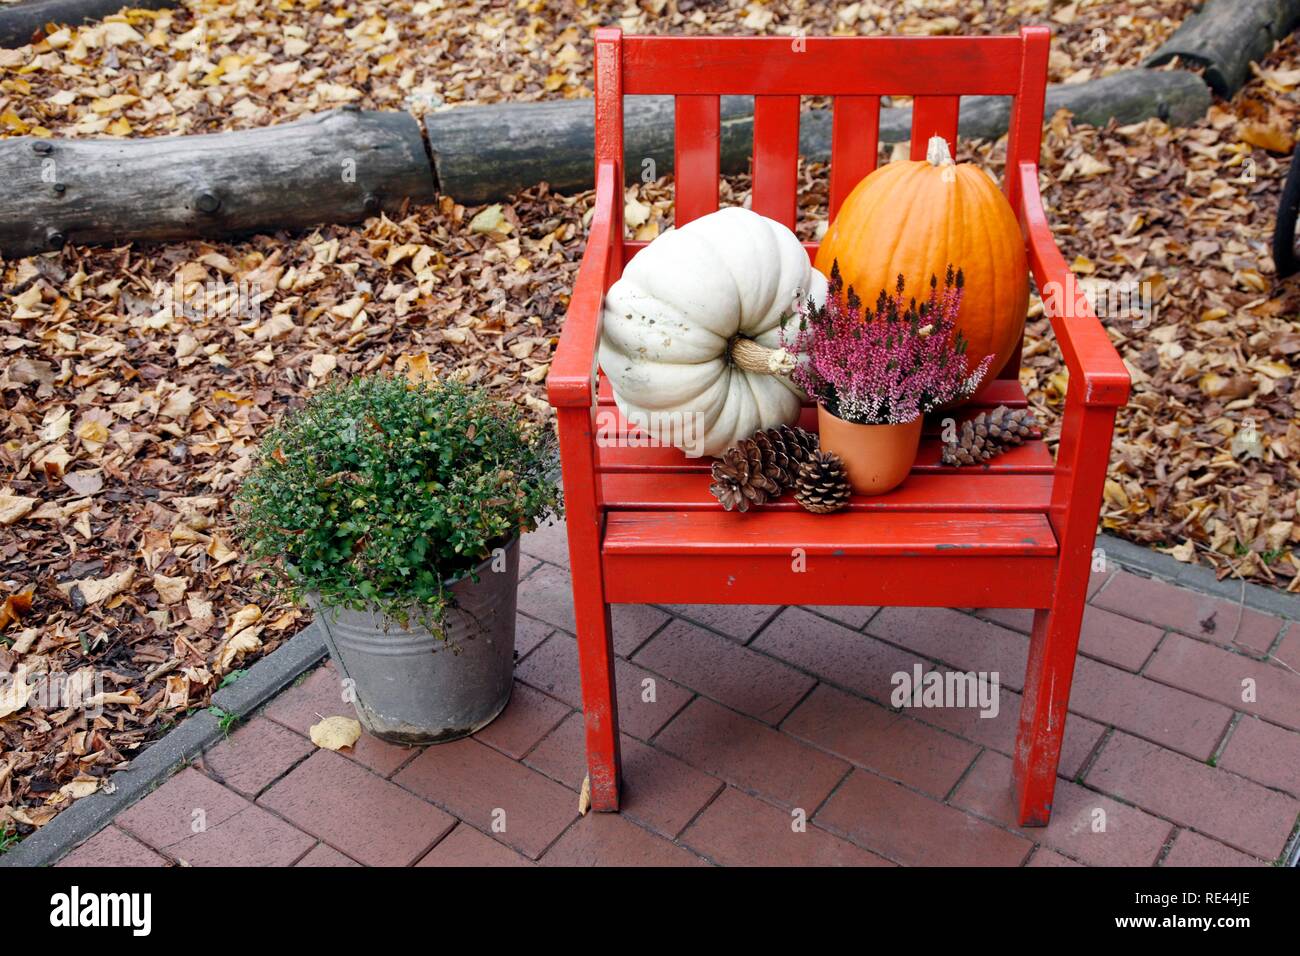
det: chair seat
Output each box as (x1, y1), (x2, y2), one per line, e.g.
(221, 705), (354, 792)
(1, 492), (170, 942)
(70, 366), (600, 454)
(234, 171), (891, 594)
(593, 370), (1059, 607)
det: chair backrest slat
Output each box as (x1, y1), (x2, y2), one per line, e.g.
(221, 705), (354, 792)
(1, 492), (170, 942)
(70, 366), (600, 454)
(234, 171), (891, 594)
(829, 95), (881, 221)
(909, 95), (961, 160)
(674, 94), (721, 226)
(623, 36), (1023, 96)
(751, 95), (801, 228)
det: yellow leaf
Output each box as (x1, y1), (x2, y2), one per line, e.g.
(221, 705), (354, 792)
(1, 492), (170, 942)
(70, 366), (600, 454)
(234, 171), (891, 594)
(396, 352), (435, 384)
(0, 110), (29, 134)
(310, 715), (363, 751)
(152, 573), (187, 605)
(1103, 479), (1129, 510)
(0, 664), (33, 719)
(0, 494), (37, 526)
(106, 116), (132, 136)
(1239, 121), (1293, 154)
(224, 604), (262, 638)
(57, 567), (135, 605)
(215, 626), (262, 672)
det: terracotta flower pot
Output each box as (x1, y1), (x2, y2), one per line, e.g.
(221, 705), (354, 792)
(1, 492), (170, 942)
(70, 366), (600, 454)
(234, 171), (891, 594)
(817, 404), (923, 496)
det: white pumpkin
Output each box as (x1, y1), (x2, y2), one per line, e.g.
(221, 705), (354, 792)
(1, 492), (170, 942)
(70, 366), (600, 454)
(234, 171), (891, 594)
(599, 207), (828, 458)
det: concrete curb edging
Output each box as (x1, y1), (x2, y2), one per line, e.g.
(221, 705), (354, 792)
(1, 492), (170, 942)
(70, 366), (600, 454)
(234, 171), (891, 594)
(0, 620), (328, 868)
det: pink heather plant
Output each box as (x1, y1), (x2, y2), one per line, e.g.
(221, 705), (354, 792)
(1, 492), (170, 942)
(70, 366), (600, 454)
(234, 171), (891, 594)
(782, 261), (993, 425)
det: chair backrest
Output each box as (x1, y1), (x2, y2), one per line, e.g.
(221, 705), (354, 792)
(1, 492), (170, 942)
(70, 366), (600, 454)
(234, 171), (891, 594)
(592, 26), (1050, 380)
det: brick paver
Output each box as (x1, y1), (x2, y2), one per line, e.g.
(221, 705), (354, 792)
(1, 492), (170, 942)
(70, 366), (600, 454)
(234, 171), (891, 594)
(1218, 716), (1300, 797)
(296, 842), (361, 867)
(202, 716), (313, 798)
(1145, 632), (1300, 731)
(541, 813), (709, 866)
(979, 606), (1163, 672)
(660, 603), (779, 642)
(949, 750), (1173, 867)
(751, 606), (923, 703)
(782, 684), (979, 798)
(117, 767), (313, 867)
(261, 750), (455, 866)
(1092, 571), (1284, 654)
(681, 787), (893, 866)
(57, 826), (170, 867)
(654, 697), (850, 811)
(1085, 732), (1300, 861)
(1025, 848), (1084, 867)
(633, 617), (815, 723)
(416, 824), (533, 867)
(56, 513), (1300, 868)
(516, 633), (692, 740)
(1161, 830), (1267, 867)
(394, 738), (577, 859)
(472, 681), (571, 760)
(802, 604), (880, 630)
(1068, 654), (1233, 759)
(816, 770), (1034, 866)
(525, 713), (722, 838)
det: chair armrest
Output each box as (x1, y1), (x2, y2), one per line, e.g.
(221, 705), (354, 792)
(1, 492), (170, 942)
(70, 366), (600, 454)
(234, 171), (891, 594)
(1018, 162), (1131, 409)
(548, 161), (620, 408)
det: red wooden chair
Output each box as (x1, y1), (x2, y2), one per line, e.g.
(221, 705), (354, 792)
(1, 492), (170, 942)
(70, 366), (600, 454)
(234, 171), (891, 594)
(547, 26), (1130, 826)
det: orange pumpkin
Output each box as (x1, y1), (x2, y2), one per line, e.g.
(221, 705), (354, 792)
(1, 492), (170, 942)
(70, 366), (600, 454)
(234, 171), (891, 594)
(815, 136), (1029, 386)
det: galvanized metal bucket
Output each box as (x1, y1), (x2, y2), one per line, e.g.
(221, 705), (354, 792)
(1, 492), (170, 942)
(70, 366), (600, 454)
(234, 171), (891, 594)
(310, 537), (520, 745)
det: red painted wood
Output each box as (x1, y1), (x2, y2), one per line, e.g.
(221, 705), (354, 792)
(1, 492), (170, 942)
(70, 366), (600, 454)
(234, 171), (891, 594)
(829, 95), (881, 222)
(909, 95), (960, 160)
(604, 553), (1057, 608)
(674, 95), (721, 225)
(546, 162), (618, 409)
(599, 472), (1053, 513)
(552, 27), (623, 812)
(1004, 27), (1050, 214)
(557, 402), (621, 813)
(621, 35), (1025, 96)
(751, 95), (801, 228)
(1013, 392), (1118, 825)
(603, 510), (1057, 556)
(596, 436), (1053, 475)
(623, 238), (819, 264)
(1020, 162), (1130, 407)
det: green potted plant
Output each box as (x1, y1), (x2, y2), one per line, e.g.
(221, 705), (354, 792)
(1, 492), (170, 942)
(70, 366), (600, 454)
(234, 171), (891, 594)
(234, 374), (560, 744)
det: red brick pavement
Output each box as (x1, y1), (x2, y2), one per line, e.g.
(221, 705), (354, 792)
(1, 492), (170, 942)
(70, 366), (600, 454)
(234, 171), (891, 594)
(55, 520), (1299, 867)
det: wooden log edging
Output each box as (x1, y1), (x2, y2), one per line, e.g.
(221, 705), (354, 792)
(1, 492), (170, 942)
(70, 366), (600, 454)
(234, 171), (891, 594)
(0, 71), (1214, 255)
(426, 69), (1211, 204)
(0, 0), (178, 49)
(1145, 0), (1300, 97)
(0, 107), (436, 257)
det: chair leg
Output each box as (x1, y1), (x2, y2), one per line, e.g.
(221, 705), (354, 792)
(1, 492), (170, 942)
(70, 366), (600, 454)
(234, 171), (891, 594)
(1013, 594), (1087, 827)
(573, 594), (621, 811)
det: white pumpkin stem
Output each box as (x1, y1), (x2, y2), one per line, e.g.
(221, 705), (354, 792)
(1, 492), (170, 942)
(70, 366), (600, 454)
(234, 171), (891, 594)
(730, 336), (796, 376)
(926, 135), (954, 167)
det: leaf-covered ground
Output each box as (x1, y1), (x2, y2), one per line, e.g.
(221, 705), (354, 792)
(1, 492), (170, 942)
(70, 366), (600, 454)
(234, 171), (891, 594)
(1, 0), (1297, 841)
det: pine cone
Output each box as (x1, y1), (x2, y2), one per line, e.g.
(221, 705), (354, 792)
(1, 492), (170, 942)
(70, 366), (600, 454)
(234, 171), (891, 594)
(754, 424), (820, 490)
(709, 425), (819, 511)
(794, 451), (852, 514)
(941, 405), (1042, 466)
(709, 442), (781, 512)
